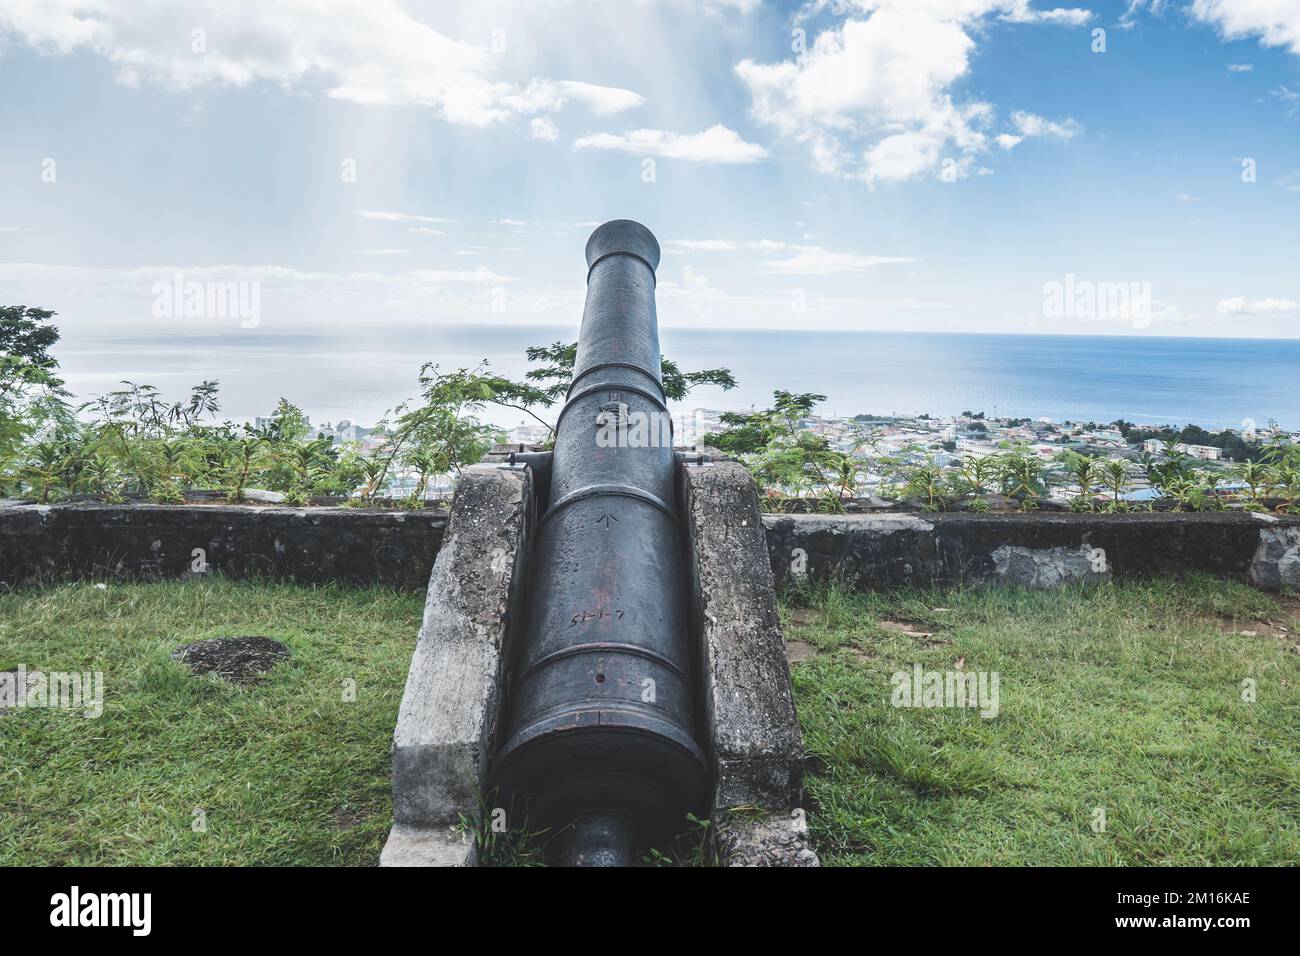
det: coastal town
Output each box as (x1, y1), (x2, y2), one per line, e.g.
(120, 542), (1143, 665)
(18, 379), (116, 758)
(488, 407), (1295, 507)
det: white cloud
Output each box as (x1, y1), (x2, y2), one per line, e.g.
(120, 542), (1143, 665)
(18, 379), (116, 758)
(1173, 192), (1199, 203)
(1190, 0), (1300, 56)
(680, 264), (710, 290)
(736, 2), (1086, 184)
(0, 1), (644, 128)
(1000, 2), (1092, 24)
(0, 260), (519, 339)
(1008, 110), (1082, 141)
(699, 0), (762, 11)
(1271, 85), (1300, 117)
(409, 267), (515, 283)
(664, 239), (742, 253)
(1217, 296), (1300, 314)
(353, 248), (409, 255)
(574, 125), (769, 163)
(505, 79), (644, 116)
(657, 236), (916, 274)
(760, 246), (915, 275)
(356, 210), (452, 224)
(529, 117), (559, 142)
(1228, 62), (1255, 72)
(1119, 0), (1171, 29)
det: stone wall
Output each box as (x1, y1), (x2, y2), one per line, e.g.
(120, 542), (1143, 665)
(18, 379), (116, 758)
(763, 511), (1300, 591)
(4, 500), (1298, 593)
(0, 501), (446, 591)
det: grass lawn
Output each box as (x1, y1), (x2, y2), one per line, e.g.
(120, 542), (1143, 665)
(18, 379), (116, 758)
(0, 579), (424, 866)
(2, 575), (1297, 866)
(784, 575), (1300, 866)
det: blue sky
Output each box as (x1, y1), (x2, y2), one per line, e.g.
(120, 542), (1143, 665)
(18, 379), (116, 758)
(1, 0), (1298, 419)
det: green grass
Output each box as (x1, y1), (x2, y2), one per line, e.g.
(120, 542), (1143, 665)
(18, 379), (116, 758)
(0, 578), (424, 865)
(4, 575), (1297, 866)
(783, 575), (1300, 865)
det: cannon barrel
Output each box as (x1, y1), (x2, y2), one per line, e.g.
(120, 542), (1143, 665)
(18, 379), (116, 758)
(491, 220), (708, 866)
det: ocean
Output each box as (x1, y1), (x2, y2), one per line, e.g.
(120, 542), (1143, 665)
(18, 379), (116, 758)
(59, 327), (1300, 432)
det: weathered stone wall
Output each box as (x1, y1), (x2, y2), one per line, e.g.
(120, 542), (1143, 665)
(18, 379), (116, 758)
(5, 501), (1298, 594)
(0, 501), (446, 591)
(763, 511), (1300, 591)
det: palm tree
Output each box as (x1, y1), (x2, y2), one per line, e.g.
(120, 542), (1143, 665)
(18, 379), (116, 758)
(997, 450), (1045, 503)
(403, 448), (449, 502)
(21, 440), (68, 502)
(1232, 460), (1273, 506)
(1102, 458), (1130, 506)
(358, 458), (388, 500)
(959, 455), (996, 496)
(1059, 451), (1100, 505)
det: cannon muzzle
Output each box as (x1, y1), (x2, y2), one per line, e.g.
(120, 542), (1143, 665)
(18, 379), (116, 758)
(491, 220), (709, 866)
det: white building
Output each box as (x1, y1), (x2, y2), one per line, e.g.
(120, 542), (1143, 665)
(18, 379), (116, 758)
(1144, 438), (1221, 460)
(1177, 443), (1222, 460)
(507, 422), (552, 446)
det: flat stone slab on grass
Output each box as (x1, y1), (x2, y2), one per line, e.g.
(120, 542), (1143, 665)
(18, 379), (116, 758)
(171, 636), (290, 684)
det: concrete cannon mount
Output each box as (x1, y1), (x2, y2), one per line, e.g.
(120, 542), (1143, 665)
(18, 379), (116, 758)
(381, 460), (816, 867)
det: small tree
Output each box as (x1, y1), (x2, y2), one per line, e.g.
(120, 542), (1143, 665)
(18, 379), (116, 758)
(995, 447), (1047, 503)
(712, 391), (857, 509)
(1057, 450), (1101, 511)
(510, 342), (738, 444)
(1, 306), (69, 490)
(1101, 458), (1130, 509)
(370, 363), (505, 498)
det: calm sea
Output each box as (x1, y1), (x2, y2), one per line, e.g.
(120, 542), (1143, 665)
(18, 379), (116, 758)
(60, 327), (1300, 431)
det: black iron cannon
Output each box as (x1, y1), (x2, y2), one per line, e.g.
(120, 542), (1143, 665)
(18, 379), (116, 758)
(491, 219), (709, 866)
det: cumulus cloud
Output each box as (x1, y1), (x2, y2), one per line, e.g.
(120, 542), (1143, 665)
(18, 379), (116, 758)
(0, 0), (644, 128)
(1216, 296), (1300, 315)
(735, 1), (1086, 184)
(506, 79), (644, 116)
(999, 110), (1083, 148)
(573, 125), (769, 163)
(529, 117), (559, 142)
(1190, 0), (1300, 56)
